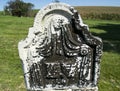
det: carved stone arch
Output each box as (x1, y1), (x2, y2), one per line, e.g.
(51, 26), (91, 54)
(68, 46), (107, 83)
(32, 3), (84, 33)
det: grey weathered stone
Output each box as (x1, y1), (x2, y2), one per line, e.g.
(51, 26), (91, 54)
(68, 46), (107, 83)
(18, 2), (102, 91)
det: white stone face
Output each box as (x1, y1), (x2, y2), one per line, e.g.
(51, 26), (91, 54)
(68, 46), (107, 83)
(18, 2), (102, 91)
(18, 2), (78, 66)
(18, 3), (79, 90)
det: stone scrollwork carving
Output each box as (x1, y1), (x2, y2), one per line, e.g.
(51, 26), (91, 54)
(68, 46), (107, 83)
(18, 2), (102, 91)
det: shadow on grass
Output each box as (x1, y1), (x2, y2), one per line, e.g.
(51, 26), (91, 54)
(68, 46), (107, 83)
(91, 23), (120, 54)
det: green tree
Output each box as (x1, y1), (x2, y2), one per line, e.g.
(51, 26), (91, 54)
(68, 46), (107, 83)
(4, 0), (34, 17)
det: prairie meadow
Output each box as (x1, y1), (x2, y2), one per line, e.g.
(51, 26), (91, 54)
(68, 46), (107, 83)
(0, 6), (120, 91)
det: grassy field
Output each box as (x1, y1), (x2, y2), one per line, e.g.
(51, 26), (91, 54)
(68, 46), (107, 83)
(75, 6), (120, 20)
(34, 6), (120, 20)
(0, 15), (120, 91)
(0, 11), (4, 16)
(84, 20), (120, 91)
(0, 15), (33, 91)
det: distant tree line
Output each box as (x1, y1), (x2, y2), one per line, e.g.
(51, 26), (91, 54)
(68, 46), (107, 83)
(4, 0), (34, 17)
(3, 0), (120, 20)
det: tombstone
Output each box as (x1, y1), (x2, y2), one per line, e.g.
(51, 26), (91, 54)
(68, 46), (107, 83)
(18, 2), (102, 91)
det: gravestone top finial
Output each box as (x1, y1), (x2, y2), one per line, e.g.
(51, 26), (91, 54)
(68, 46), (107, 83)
(53, 0), (60, 3)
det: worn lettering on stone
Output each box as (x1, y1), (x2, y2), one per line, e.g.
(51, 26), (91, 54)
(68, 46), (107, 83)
(18, 2), (102, 91)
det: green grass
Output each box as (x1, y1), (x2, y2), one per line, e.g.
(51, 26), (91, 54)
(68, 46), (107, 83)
(0, 15), (120, 91)
(0, 11), (4, 16)
(0, 15), (33, 91)
(84, 19), (120, 91)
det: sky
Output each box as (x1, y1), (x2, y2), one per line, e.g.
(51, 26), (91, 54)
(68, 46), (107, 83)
(0, 0), (120, 11)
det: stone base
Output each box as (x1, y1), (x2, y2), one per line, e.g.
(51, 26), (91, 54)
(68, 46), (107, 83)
(27, 87), (98, 91)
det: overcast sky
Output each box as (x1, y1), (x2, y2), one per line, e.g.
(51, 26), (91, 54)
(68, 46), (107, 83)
(0, 0), (120, 10)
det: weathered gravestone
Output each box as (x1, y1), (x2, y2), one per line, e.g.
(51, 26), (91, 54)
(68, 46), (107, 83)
(18, 2), (103, 91)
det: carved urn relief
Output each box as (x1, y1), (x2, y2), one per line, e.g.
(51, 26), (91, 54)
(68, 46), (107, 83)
(18, 2), (102, 91)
